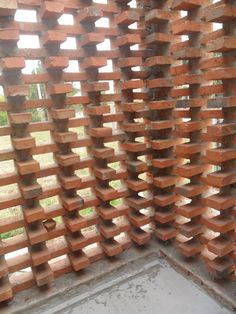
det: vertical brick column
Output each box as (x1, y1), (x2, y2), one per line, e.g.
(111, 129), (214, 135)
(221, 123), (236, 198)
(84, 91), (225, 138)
(172, 0), (210, 258)
(40, 1), (91, 272)
(0, 1), (18, 300)
(115, 1), (151, 246)
(202, 0), (236, 279)
(1, 0), (54, 292)
(145, 0), (178, 242)
(77, 4), (125, 257)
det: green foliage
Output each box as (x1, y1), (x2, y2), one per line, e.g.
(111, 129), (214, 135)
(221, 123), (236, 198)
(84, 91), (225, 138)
(0, 95), (7, 126)
(0, 227), (24, 239)
(0, 111), (8, 126)
(31, 109), (41, 122)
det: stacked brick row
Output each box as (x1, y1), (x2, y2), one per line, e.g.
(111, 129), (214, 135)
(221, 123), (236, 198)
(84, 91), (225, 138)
(115, 1), (151, 246)
(202, 0), (236, 279)
(145, 1), (178, 242)
(171, 0), (210, 258)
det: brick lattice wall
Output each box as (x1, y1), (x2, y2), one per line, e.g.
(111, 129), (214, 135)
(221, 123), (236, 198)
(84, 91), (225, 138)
(0, 0), (235, 301)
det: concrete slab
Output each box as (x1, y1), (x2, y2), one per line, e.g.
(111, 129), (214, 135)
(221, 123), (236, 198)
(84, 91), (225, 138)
(158, 243), (236, 311)
(1, 240), (234, 314)
(59, 259), (231, 314)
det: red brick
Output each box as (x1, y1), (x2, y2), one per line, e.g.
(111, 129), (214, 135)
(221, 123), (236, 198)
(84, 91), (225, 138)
(155, 210), (175, 224)
(156, 226), (177, 241)
(5, 85), (29, 97)
(42, 31), (67, 45)
(127, 179), (148, 192)
(120, 79), (144, 90)
(154, 176), (177, 188)
(59, 174), (81, 190)
(0, 0), (17, 16)
(145, 9), (177, 24)
(53, 131), (77, 143)
(33, 264), (53, 287)
(89, 127), (112, 138)
(122, 122), (145, 132)
(1, 57), (25, 70)
(82, 82), (109, 93)
(147, 32), (175, 44)
(0, 280), (12, 302)
(80, 33), (105, 47)
(100, 240), (123, 257)
(77, 6), (102, 23)
(91, 147), (114, 159)
(20, 183), (42, 200)
(69, 251), (90, 271)
(115, 10), (139, 25)
(86, 105), (110, 115)
(55, 153), (80, 166)
(61, 194), (84, 211)
(127, 160), (147, 173)
(203, 215), (235, 234)
(50, 108), (75, 119)
(23, 206), (46, 223)
(9, 112), (31, 124)
(31, 246), (51, 266)
(116, 34), (141, 47)
(208, 236), (234, 257)
(40, 1), (64, 19)
(145, 56), (172, 67)
(179, 221), (203, 238)
(95, 186), (117, 201)
(172, 19), (203, 35)
(205, 4), (236, 23)
(129, 229), (151, 245)
(152, 158), (177, 169)
(147, 78), (173, 89)
(128, 212), (150, 228)
(120, 102), (145, 112)
(12, 136), (35, 150)
(16, 159), (40, 175)
(97, 205), (128, 220)
(177, 238), (201, 258)
(117, 57), (142, 68)
(172, 0), (202, 10)
(176, 183), (204, 198)
(122, 142), (146, 152)
(45, 56), (69, 69)
(48, 83), (72, 95)
(177, 204), (206, 219)
(207, 36), (236, 53)
(150, 120), (173, 130)
(81, 57), (107, 69)
(93, 167), (116, 180)
(207, 257), (234, 278)
(151, 139), (174, 150)
(100, 223), (120, 239)
(175, 164), (205, 178)
(206, 194), (236, 211)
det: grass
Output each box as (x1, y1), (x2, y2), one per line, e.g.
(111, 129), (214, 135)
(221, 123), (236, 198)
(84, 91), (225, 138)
(0, 126), (124, 240)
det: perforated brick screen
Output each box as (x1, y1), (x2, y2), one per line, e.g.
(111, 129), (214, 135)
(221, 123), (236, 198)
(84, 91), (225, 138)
(0, 0), (235, 301)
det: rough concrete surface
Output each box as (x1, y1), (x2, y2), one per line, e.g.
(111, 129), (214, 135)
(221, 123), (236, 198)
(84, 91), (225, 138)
(2, 240), (234, 314)
(53, 259), (231, 314)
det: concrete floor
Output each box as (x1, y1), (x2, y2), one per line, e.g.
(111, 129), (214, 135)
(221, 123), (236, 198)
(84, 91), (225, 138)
(4, 242), (234, 314)
(45, 259), (231, 314)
